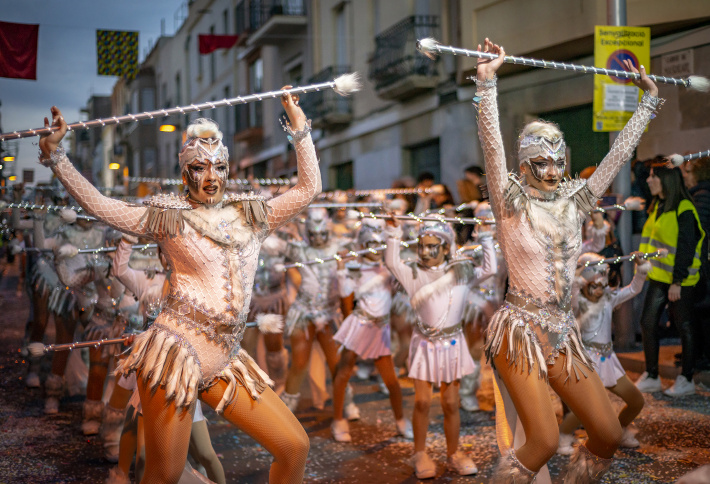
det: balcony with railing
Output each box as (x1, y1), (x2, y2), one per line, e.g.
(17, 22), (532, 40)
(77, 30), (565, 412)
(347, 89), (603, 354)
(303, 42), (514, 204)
(236, 0), (307, 47)
(300, 65), (353, 128)
(368, 16), (440, 100)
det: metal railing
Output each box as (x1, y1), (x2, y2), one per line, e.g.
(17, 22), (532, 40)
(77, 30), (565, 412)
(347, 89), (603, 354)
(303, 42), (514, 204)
(369, 16), (440, 90)
(236, 0), (305, 35)
(300, 65), (352, 122)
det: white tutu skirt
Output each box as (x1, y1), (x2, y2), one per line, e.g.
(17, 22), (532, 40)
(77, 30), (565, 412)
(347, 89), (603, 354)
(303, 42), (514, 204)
(334, 313), (391, 360)
(407, 328), (475, 384)
(587, 349), (626, 388)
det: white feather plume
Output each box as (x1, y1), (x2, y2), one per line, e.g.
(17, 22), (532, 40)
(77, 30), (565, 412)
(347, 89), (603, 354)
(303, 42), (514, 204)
(688, 75), (710, 93)
(256, 314), (284, 334)
(333, 73), (362, 96)
(27, 342), (46, 357)
(59, 208), (77, 224)
(416, 37), (441, 60)
(57, 244), (79, 259)
(669, 153), (685, 168)
(186, 118), (222, 140)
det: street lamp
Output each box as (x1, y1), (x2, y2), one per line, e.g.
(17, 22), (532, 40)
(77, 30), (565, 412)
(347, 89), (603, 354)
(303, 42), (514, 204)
(2, 156), (14, 162)
(8, 176), (16, 181)
(160, 124), (177, 133)
(109, 163), (120, 170)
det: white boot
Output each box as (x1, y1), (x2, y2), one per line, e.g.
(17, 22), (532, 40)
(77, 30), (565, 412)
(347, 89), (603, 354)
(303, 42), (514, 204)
(44, 373), (64, 415)
(396, 418), (414, 439)
(265, 348), (288, 395)
(82, 399), (104, 436)
(101, 405), (125, 462)
(343, 384), (360, 421)
(280, 392), (300, 413)
(26, 356), (41, 388)
(459, 372), (480, 412)
(619, 426), (640, 448)
(557, 432), (576, 455)
(331, 418), (352, 442)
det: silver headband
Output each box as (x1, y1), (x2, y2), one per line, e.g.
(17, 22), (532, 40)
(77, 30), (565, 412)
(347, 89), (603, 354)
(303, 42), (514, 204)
(178, 137), (229, 173)
(518, 135), (566, 165)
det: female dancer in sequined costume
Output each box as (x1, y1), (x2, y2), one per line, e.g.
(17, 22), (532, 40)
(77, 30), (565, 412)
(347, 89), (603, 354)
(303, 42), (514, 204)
(475, 39), (661, 482)
(38, 89), (317, 483)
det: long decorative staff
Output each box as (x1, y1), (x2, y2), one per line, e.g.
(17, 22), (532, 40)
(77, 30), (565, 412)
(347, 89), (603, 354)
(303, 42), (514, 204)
(309, 202), (383, 209)
(128, 176), (292, 187)
(668, 150), (710, 167)
(318, 187), (436, 199)
(577, 249), (668, 268)
(283, 239), (419, 270)
(416, 38), (709, 92)
(593, 197), (645, 213)
(0, 73), (361, 141)
(5, 202), (85, 213)
(358, 212), (495, 226)
(22, 243), (158, 254)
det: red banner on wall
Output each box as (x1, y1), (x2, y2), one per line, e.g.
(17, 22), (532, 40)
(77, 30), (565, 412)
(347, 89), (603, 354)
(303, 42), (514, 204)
(198, 34), (239, 55)
(0, 21), (39, 80)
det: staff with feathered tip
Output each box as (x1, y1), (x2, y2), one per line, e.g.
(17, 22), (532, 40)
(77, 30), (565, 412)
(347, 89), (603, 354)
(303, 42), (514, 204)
(416, 38), (709, 92)
(665, 150), (710, 167)
(0, 73), (362, 141)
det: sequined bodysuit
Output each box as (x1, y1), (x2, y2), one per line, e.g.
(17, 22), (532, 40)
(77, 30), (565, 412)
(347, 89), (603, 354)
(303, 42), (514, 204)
(46, 132), (321, 410)
(477, 79), (661, 380)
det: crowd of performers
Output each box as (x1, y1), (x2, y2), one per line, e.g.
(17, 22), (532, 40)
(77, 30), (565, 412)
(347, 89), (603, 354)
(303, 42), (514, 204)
(2, 40), (701, 483)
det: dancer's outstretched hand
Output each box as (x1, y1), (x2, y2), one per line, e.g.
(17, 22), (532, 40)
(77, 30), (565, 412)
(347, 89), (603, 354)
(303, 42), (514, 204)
(476, 38), (506, 81)
(39, 106), (68, 157)
(280, 85), (306, 132)
(623, 59), (658, 97)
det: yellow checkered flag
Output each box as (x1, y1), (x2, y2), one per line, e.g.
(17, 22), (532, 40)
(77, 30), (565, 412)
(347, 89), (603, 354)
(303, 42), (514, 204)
(96, 30), (139, 79)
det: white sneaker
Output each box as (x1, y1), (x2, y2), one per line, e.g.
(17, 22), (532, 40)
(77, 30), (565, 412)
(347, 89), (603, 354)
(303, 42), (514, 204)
(280, 392), (300, 412)
(619, 426), (640, 448)
(344, 402), (361, 421)
(355, 362), (373, 380)
(664, 375), (695, 397)
(447, 451), (478, 476)
(377, 375), (390, 395)
(557, 433), (575, 455)
(460, 394), (480, 412)
(635, 372), (662, 393)
(396, 418), (414, 439)
(25, 372), (40, 388)
(331, 419), (352, 442)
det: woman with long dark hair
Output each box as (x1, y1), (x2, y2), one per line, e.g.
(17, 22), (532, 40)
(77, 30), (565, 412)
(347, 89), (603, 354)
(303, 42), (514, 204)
(636, 163), (704, 397)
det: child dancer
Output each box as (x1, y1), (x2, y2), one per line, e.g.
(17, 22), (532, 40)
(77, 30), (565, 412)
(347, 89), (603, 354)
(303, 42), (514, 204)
(332, 218), (413, 442)
(557, 252), (648, 454)
(385, 220), (496, 479)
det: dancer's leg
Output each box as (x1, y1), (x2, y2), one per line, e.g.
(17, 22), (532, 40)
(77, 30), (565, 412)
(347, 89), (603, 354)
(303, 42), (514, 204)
(50, 312), (76, 377)
(439, 380), (461, 457)
(135, 414), (146, 482)
(137, 376), (194, 484)
(374, 356), (404, 420)
(284, 324), (315, 395)
(333, 348), (357, 420)
(264, 332), (284, 352)
(117, 404), (139, 477)
(412, 379), (433, 453)
(315, 323), (342, 377)
(200, 381), (309, 484)
(559, 411), (582, 435)
(390, 312), (412, 370)
(608, 375), (644, 427)
(241, 327), (259, 360)
(189, 419), (226, 484)
(87, 347), (109, 401)
(548, 357), (622, 459)
(492, 339), (559, 472)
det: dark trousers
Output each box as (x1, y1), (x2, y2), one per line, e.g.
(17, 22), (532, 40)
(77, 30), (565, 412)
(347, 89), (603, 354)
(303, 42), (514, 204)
(639, 279), (696, 380)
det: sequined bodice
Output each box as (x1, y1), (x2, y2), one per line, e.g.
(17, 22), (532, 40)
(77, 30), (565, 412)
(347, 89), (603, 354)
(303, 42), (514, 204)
(289, 242), (341, 307)
(162, 222), (261, 334)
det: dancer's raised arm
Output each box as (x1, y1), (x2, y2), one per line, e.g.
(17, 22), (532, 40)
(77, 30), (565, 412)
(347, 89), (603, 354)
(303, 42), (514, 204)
(475, 39), (508, 219)
(587, 61), (662, 198)
(267, 88), (322, 232)
(38, 107), (148, 236)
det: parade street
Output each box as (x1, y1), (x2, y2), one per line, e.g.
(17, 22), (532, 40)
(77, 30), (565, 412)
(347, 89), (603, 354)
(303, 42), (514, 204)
(1, 262), (708, 484)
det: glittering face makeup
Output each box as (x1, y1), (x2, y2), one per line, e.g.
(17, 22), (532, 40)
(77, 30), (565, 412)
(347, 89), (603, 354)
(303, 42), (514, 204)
(184, 159), (228, 205)
(518, 134), (566, 192)
(418, 234), (447, 267)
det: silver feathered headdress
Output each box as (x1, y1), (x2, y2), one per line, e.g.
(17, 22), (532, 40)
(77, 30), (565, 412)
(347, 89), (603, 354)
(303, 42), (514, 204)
(178, 118), (229, 173)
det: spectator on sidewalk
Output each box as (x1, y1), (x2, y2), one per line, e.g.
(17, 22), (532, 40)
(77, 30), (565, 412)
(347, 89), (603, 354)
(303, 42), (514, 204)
(456, 166), (485, 244)
(636, 162), (705, 397)
(682, 156), (710, 372)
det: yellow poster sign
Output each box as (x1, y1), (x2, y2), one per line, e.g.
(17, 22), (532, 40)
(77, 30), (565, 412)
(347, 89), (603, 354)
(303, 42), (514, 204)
(593, 26), (650, 132)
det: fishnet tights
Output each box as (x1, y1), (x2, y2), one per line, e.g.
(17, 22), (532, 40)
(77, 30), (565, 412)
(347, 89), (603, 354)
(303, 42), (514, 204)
(189, 420), (226, 484)
(201, 379), (309, 484)
(493, 337), (622, 472)
(560, 374), (644, 434)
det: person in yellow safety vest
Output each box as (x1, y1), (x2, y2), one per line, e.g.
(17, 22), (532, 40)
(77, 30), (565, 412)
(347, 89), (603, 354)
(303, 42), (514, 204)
(636, 163), (704, 397)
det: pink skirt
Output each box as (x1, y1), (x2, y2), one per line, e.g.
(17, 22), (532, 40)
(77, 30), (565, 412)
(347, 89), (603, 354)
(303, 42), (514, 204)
(334, 312), (391, 360)
(407, 328), (475, 384)
(587, 350), (626, 388)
